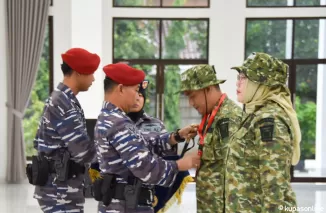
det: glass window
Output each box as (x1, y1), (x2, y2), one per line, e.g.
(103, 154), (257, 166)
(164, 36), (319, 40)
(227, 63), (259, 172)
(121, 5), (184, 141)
(113, 19), (160, 59)
(113, 0), (209, 7)
(294, 19), (326, 59)
(247, 0), (326, 7)
(162, 20), (208, 59)
(295, 0), (326, 6)
(246, 19), (289, 59)
(246, 18), (326, 60)
(293, 64), (326, 178)
(24, 18), (52, 157)
(247, 0), (288, 7)
(114, 18), (209, 60)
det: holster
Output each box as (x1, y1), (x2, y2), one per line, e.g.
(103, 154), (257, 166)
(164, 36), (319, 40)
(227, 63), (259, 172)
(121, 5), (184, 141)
(92, 174), (117, 206)
(124, 176), (142, 210)
(26, 154), (50, 186)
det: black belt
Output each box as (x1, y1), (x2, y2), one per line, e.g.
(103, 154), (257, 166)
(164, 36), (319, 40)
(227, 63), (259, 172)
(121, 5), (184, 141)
(113, 183), (154, 206)
(49, 160), (85, 178)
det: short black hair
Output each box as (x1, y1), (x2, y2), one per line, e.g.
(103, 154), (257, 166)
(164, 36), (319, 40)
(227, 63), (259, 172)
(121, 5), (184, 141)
(104, 77), (118, 93)
(61, 61), (73, 76)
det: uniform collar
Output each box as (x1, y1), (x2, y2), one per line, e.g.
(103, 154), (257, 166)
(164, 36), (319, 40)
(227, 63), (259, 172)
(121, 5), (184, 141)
(57, 82), (81, 108)
(102, 101), (127, 116)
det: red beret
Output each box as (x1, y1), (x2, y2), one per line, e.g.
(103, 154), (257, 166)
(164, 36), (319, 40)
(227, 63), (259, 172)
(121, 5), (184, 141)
(103, 63), (145, 86)
(61, 48), (100, 75)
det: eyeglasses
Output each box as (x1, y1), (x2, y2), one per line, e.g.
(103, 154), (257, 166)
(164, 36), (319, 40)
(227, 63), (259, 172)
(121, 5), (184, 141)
(141, 80), (149, 89)
(237, 74), (247, 81)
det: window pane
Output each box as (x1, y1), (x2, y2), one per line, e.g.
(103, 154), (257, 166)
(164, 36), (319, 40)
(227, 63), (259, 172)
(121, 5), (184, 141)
(113, 0), (160, 7)
(163, 64), (201, 156)
(113, 19), (160, 59)
(246, 20), (290, 59)
(162, 20), (208, 59)
(294, 19), (326, 59)
(162, 0), (209, 7)
(24, 21), (50, 157)
(133, 64), (157, 117)
(294, 64), (326, 178)
(295, 0), (326, 6)
(247, 0), (288, 7)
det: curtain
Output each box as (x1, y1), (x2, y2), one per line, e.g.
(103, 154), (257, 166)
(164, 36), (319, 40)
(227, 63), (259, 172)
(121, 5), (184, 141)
(6, 0), (50, 183)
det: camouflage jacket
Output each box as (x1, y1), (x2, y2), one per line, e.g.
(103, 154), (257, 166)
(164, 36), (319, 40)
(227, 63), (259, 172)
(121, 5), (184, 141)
(95, 101), (178, 213)
(33, 82), (95, 204)
(196, 96), (243, 213)
(224, 100), (297, 212)
(134, 112), (177, 157)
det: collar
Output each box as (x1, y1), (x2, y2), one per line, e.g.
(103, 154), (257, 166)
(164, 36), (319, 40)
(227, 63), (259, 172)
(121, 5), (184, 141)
(57, 82), (81, 108)
(101, 101), (127, 116)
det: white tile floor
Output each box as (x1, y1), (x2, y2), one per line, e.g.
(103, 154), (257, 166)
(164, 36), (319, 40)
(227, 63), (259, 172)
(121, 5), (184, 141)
(0, 182), (325, 213)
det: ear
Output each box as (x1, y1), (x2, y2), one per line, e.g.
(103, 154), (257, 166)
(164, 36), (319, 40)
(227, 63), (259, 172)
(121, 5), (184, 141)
(117, 84), (124, 95)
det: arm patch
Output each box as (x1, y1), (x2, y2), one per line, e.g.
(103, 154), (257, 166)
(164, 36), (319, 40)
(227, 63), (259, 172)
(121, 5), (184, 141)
(217, 118), (229, 139)
(258, 118), (275, 142)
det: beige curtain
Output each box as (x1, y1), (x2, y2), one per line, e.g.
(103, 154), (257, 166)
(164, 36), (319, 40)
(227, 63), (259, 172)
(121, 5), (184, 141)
(6, 0), (50, 183)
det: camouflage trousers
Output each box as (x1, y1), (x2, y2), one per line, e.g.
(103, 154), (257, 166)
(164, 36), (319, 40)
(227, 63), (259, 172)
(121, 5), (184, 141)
(98, 200), (154, 213)
(37, 199), (84, 213)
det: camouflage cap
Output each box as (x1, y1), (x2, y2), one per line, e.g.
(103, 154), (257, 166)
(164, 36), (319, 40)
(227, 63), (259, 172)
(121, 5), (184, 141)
(231, 52), (288, 87)
(178, 65), (226, 93)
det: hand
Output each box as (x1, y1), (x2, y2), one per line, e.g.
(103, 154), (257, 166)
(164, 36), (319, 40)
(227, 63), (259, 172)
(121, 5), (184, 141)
(176, 152), (200, 171)
(178, 124), (199, 139)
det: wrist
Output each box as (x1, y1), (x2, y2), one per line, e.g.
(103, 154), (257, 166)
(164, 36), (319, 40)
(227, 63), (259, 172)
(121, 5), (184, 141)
(174, 129), (185, 143)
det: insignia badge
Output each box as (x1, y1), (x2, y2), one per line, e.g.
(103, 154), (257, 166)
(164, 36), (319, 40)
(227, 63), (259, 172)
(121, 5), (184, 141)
(217, 118), (229, 139)
(260, 125), (274, 142)
(258, 118), (275, 142)
(140, 123), (161, 132)
(142, 80), (149, 89)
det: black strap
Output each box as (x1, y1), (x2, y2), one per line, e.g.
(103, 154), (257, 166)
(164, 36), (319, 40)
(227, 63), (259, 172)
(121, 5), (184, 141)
(113, 183), (154, 206)
(48, 160), (85, 178)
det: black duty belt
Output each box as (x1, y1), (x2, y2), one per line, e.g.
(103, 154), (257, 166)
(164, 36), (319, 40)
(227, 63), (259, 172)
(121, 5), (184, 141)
(114, 183), (154, 206)
(49, 160), (85, 178)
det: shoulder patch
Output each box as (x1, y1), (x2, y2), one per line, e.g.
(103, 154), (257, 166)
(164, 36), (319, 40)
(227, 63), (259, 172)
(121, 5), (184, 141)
(140, 123), (162, 133)
(258, 118), (275, 142)
(217, 118), (229, 139)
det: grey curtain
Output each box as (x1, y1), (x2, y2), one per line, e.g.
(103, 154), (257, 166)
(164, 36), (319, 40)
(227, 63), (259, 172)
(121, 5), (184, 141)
(6, 0), (50, 183)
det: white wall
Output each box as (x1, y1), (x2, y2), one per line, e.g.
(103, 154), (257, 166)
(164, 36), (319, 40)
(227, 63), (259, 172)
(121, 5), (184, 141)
(52, 0), (104, 119)
(0, 0), (7, 183)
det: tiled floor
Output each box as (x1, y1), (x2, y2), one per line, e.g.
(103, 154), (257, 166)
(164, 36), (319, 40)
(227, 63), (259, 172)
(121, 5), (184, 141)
(0, 182), (325, 213)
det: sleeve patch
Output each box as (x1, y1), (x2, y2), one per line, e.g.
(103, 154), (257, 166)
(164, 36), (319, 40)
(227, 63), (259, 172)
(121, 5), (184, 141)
(217, 118), (229, 139)
(260, 125), (274, 142)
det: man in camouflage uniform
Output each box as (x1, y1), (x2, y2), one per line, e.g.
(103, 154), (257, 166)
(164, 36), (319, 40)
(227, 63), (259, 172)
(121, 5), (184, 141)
(33, 48), (100, 212)
(94, 63), (200, 213)
(225, 52), (300, 212)
(178, 65), (243, 213)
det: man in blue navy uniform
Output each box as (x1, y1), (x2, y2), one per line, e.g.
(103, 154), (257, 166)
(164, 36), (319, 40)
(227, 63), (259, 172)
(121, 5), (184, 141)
(93, 63), (200, 213)
(30, 48), (100, 213)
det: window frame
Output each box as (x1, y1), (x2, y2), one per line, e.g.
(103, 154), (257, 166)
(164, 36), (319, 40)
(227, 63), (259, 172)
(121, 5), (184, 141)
(112, 0), (210, 8)
(245, 17), (326, 182)
(112, 17), (209, 122)
(26, 16), (54, 161)
(246, 0), (326, 8)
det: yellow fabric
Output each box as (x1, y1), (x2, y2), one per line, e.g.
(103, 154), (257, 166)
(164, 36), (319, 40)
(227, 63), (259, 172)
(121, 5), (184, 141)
(156, 175), (194, 213)
(243, 80), (301, 165)
(88, 168), (101, 183)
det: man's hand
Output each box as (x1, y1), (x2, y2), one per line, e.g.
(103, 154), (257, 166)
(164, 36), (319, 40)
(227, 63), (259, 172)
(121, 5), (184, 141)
(176, 152), (200, 171)
(178, 124), (199, 139)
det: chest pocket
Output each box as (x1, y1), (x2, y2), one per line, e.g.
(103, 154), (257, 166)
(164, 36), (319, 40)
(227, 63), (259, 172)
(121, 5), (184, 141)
(201, 131), (224, 161)
(232, 126), (259, 168)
